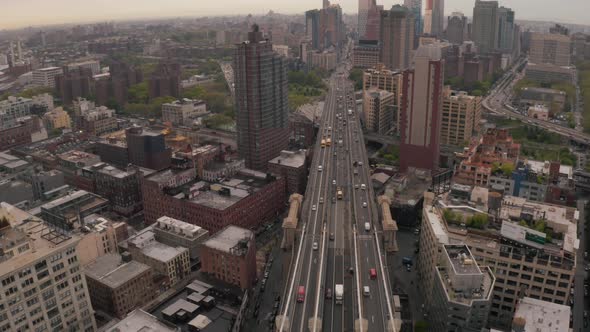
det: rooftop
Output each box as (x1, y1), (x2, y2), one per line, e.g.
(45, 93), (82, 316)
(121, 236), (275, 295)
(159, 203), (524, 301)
(105, 309), (178, 332)
(0, 203), (80, 274)
(436, 245), (494, 305)
(512, 297), (570, 332)
(202, 225), (253, 254)
(268, 150), (306, 169)
(141, 241), (188, 263)
(84, 254), (151, 289)
(444, 245), (482, 275)
(58, 150), (101, 165)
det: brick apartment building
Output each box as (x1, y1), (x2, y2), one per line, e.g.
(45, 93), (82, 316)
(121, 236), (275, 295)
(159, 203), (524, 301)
(141, 167), (286, 233)
(200, 225), (256, 289)
(268, 150), (308, 195)
(84, 253), (155, 318)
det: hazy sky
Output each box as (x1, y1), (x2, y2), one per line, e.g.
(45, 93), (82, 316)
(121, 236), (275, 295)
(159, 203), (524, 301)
(1, 0), (588, 30)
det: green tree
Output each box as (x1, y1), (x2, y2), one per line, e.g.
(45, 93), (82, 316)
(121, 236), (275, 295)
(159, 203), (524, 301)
(348, 68), (364, 91)
(128, 82), (149, 104)
(501, 163), (515, 177)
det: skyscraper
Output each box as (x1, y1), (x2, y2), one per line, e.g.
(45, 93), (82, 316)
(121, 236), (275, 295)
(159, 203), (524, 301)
(399, 44), (444, 171)
(423, 0), (444, 37)
(305, 10), (321, 49)
(379, 5), (415, 71)
(358, 0), (375, 40)
(446, 12), (467, 45)
(497, 6), (515, 53)
(234, 25), (289, 171)
(472, 0), (499, 54)
(404, 0), (423, 40)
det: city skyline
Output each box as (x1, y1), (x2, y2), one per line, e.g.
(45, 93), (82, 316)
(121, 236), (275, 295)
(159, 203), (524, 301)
(1, 0), (589, 30)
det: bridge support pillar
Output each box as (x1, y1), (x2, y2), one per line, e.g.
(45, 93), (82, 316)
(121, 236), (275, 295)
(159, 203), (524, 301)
(281, 194), (303, 250)
(378, 195), (398, 252)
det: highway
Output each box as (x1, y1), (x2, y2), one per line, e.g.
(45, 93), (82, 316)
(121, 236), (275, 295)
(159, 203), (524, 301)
(483, 58), (590, 146)
(278, 59), (395, 332)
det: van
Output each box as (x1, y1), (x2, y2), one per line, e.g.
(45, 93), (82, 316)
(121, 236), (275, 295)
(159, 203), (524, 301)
(364, 222), (370, 231)
(363, 286), (370, 297)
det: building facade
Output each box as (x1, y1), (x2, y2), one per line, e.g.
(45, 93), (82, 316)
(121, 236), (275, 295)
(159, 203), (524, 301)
(84, 254), (155, 318)
(141, 168), (286, 233)
(441, 87), (482, 146)
(162, 99), (207, 126)
(126, 126), (172, 171)
(0, 205), (97, 332)
(32, 66), (63, 88)
(379, 5), (415, 71)
(363, 88), (396, 135)
(472, 0), (499, 54)
(234, 25), (289, 171)
(399, 44), (444, 171)
(94, 164), (144, 216)
(200, 226), (256, 289)
(529, 32), (571, 66)
(267, 150), (308, 195)
(153, 216), (210, 261)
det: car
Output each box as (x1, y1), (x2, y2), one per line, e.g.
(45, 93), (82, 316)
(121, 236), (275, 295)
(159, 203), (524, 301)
(354, 184), (359, 189)
(329, 233), (335, 241)
(319, 197), (324, 204)
(264, 271), (269, 278)
(312, 205), (317, 211)
(359, 162), (363, 166)
(362, 202), (367, 208)
(318, 165), (323, 172)
(325, 288), (333, 299)
(332, 197), (336, 203)
(413, 228), (420, 235)
(273, 302), (280, 309)
(332, 179), (336, 185)
(313, 242), (319, 250)
(361, 184), (366, 190)
(349, 267), (354, 274)
(363, 286), (370, 296)
(406, 264), (411, 272)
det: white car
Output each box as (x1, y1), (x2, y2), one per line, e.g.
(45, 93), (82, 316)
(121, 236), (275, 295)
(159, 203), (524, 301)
(362, 202), (367, 208)
(332, 180), (336, 185)
(312, 205), (317, 211)
(313, 242), (319, 250)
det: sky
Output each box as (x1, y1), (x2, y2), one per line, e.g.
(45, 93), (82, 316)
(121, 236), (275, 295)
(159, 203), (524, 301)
(0, 0), (588, 30)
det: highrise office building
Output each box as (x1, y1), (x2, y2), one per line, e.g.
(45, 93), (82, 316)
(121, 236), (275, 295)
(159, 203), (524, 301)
(404, 0), (423, 40)
(497, 6), (515, 53)
(305, 10), (320, 49)
(529, 32), (572, 66)
(423, 0), (444, 37)
(379, 5), (415, 71)
(306, 5), (345, 51)
(472, 0), (499, 54)
(234, 25), (289, 171)
(446, 12), (467, 45)
(358, 0), (376, 40)
(399, 44), (444, 171)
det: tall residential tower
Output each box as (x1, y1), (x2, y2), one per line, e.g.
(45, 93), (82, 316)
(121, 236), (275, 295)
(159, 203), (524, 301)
(379, 5), (415, 71)
(472, 0), (499, 53)
(234, 25), (289, 171)
(399, 44), (444, 171)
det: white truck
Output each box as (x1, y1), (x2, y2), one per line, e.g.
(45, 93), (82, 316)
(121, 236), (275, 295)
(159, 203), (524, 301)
(335, 284), (344, 304)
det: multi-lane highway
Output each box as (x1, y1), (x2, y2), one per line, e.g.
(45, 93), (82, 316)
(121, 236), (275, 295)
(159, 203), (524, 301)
(277, 62), (395, 332)
(483, 58), (590, 146)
